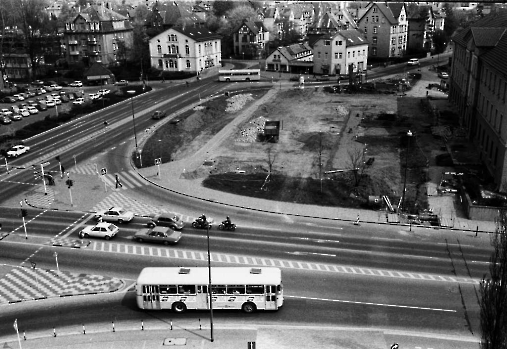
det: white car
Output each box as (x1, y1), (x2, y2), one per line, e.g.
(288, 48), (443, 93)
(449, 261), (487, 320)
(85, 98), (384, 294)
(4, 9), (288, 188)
(70, 81), (83, 87)
(50, 84), (62, 90)
(94, 206), (135, 223)
(18, 108), (30, 117)
(1, 109), (13, 117)
(50, 93), (61, 99)
(45, 100), (55, 108)
(79, 222), (119, 240)
(88, 93), (100, 100)
(26, 106), (38, 114)
(13, 94), (25, 101)
(54, 99), (62, 105)
(9, 114), (22, 121)
(98, 89), (110, 96)
(73, 97), (85, 105)
(7, 145), (30, 158)
(407, 58), (420, 66)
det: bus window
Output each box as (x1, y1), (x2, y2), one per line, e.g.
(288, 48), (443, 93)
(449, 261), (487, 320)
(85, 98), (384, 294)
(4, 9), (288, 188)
(246, 285), (264, 294)
(178, 285), (196, 294)
(212, 285), (227, 294)
(160, 285), (177, 294)
(227, 285), (245, 294)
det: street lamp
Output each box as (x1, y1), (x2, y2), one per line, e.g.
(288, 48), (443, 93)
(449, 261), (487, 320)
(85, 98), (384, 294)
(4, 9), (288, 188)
(127, 90), (138, 151)
(401, 130), (413, 212)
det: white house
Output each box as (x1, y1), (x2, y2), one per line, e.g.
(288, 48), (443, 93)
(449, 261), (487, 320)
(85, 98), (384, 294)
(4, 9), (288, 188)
(312, 29), (369, 75)
(149, 26), (222, 75)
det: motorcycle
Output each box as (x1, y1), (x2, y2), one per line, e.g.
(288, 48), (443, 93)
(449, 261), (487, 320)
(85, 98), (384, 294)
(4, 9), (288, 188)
(192, 218), (213, 229)
(218, 221), (236, 231)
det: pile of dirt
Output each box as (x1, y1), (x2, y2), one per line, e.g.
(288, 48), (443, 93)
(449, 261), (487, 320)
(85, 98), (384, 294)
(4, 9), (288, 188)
(235, 116), (267, 143)
(225, 94), (254, 113)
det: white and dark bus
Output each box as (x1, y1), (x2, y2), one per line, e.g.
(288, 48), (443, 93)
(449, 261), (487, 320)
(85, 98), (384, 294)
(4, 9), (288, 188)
(218, 69), (261, 82)
(136, 267), (283, 313)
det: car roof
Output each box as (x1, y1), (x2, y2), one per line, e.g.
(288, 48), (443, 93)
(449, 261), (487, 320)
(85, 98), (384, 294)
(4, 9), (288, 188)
(151, 226), (170, 233)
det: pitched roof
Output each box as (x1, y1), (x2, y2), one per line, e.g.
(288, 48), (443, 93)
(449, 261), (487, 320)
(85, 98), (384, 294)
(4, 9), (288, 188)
(471, 27), (507, 47)
(83, 62), (113, 77)
(233, 20), (268, 35)
(336, 29), (369, 47)
(74, 5), (127, 22)
(171, 26), (221, 42)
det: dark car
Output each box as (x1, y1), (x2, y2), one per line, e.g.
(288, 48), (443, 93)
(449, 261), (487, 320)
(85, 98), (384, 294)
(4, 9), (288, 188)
(147, 213), (185, 230)
(134, 226), (182, 245)
(0, 97), (17, 103)
(152, 110), (167, 120)
(0, 116), (12, 124)
(36, 103), (48, 111)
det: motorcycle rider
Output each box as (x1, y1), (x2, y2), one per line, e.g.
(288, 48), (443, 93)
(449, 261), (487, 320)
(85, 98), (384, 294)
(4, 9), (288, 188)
(198, 214), (207, 226)
(223, 216), (232, 227)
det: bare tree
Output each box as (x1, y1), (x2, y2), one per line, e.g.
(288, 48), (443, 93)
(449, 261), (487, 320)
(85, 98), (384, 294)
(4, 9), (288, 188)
(346, 145), (367, 187)
(480, 210), (507, 349)
(261, 144), (277, 191)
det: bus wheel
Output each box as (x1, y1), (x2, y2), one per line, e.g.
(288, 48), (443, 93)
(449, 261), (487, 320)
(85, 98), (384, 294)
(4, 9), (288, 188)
(172, 302), (187, 313)
(242, 302), (256, 313)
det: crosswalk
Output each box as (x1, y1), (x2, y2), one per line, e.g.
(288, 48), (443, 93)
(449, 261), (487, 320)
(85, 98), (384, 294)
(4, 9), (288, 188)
(70, 164), (146, 190)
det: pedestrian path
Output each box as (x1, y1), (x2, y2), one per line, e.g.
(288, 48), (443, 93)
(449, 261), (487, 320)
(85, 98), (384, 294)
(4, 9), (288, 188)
(70, 165), (147, 190)
(86, 241), (478, 285)
(0, 265), (125, 304)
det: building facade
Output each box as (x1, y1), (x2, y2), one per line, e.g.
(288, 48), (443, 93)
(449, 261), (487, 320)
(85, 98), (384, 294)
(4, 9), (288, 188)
(232, 20), (269, 58)
(449, 12), (507, 187)
(356, 2), (408, 58)
(62, 5), (134, 66)
(149, 27), (221, 74)
(312, 29), (368, 75)
(265, 42), (313, 74)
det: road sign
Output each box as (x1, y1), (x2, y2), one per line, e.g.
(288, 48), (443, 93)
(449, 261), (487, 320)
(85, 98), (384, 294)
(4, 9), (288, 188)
(155, 158), (161, 165)
(101, 168), (107, 175)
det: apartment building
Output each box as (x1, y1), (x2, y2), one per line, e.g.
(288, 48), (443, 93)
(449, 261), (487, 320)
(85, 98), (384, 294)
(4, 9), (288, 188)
(449, 11), (507, 187)
(356, 2), (408, 58)
(149, 26), (221, 74)
(232, 20), (270, 58)
(62, 4), (134, 66)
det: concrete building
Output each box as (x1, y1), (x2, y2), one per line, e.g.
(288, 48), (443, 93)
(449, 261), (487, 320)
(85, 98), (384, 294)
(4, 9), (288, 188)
(149, 26), (221, 75)
(62, 4), (134, 66)
(449, 11), (507, 187)
(356, 2), (408, 58)
(312, 29), (368, 76)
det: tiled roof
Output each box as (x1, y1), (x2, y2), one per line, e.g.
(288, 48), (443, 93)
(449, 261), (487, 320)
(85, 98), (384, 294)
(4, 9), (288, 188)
(74, 5), (127, 22)
(233, 20), (267, 35)
(338, 29), (369, 47)
(84, 62), (113, 77)
(471, 27), (506, 47)
(171, 26), (221, 42)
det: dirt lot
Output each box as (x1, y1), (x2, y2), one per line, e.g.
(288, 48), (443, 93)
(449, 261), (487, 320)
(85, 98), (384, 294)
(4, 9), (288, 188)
(142, 82), (452, 211)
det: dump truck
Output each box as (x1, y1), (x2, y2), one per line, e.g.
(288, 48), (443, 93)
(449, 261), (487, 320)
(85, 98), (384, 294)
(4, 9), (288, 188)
(263, 120), (280, 142)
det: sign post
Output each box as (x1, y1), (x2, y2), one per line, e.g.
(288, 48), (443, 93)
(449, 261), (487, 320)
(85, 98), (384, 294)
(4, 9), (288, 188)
(41, 162), (50, 195)
(155, 158), (161, 178)
(101, 168), (107, 192)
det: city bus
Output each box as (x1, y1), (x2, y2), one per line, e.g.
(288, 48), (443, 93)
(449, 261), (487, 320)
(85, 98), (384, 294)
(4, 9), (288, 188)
(136, 267), (283, 313)
(218, 69), (261, 82)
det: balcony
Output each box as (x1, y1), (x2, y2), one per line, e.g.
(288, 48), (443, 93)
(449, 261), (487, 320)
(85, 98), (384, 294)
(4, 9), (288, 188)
(69, 51), (80, 56)
(87, 38), (97, 44)
(163, 53), (181, 58)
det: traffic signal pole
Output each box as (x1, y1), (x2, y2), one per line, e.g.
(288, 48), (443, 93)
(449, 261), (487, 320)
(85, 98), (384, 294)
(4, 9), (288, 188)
(20, 201), (27, 239)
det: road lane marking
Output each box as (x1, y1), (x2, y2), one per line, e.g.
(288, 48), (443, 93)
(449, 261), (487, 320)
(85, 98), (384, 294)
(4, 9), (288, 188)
(286, 295), (456, 312)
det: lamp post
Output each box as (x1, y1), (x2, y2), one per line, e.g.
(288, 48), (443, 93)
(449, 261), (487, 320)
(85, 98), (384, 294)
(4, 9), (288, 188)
(401, 130), (412, 212)
(206, 225), (214, 342)
(127, 90), (138, 149)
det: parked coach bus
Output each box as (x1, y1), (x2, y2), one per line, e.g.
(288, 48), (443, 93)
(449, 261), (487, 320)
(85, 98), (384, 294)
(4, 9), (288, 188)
(136, 267), (283, 313)
(218, 69), (261, 82)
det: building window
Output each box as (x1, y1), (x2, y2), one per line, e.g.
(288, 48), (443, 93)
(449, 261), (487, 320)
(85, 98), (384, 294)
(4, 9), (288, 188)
(353, 51), (355, 57)
(372, 37), (377, 44)
(364, 27), (367, 34)
(391, 38), (395, 45)
(185, 45), (189, 55)
(158, 59), (162, 67)
(324, 40), (331, 46)
(335, 53), (338, 59)
(373, 26), (378, 34)
(373, 7), (378, 12)
(372, 47), (377, 56)
(169, 60), (173, 68)
(157, 45), (161, 53)
(186, 60), (191, 68)
(347, 52), (350, 58)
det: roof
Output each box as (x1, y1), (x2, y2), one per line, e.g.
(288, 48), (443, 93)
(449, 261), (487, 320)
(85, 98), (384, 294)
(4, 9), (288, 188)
(276, 42), (313, 61)
(358, 2), (404, 25)
(137, 267), (282, 285)
(73, 5), (128, 22)
(233, 20), (268, 35)
(83, 63), (113, 77)
(170, 26), (221, 42)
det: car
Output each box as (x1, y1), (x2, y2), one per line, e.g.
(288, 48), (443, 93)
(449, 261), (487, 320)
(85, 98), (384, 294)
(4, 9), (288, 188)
(7, 145), (30, 157)
(18, 109), (30, 117)
(115, 80), (128, 86)
(0, 97), (17, 103)
(13, 94), (25, 101)
(0, 116), (11, 124)
(69, 81), (83, 87)
(407, 58), (420, 66)
(43, 85), (54, 92)
(36, 88), (46, 95)
(45, 100), (55, 108)
(50, 93), (61, 99)
(147, 213), (185, 230)
(32, 80), (44, 86)
(98, 89), (110, 96)
(9, 114), (22, 121)
(60, 95), (69, 103)
(67, 93), (75, 100)
(10, 105), (20, 114)
(94, 206), (135, 223)
(169, 118), (181, 124)
(152, 110), (167, 120)
(73, 97), (85, 105)
(88, 93), (101, 100)
(50, 84), (62, 90)
(26, 99), (35, 105)
(54, 99), (62, 105)
(26, 106), (39, 114)
(438, 72), (449, 79)
(1, 109), (13, 117)
(79, 222), (119, 240)
(134, 226), (182, 245)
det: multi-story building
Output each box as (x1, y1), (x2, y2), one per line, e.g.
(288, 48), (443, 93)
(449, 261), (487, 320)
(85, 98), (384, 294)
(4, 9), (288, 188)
(312, 29), (368, 76)
(356, 2), (408, 58)
(265, 42), (313, 74)
(232, 20), (269, 58)
(149, 26), (221, 75)
(407, 5), (436, 53)
(62, 4), (134, 66)
(449, 11), (507, 187)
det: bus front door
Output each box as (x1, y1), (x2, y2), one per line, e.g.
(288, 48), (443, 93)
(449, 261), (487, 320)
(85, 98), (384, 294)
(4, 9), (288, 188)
(143, 285), (161, 310)
(196, 285), (209, 309)
(265, 285), (277, 310)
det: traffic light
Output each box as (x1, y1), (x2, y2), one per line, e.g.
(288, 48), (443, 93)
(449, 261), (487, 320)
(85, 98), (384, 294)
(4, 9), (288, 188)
(21, 209), (28, 217)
